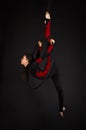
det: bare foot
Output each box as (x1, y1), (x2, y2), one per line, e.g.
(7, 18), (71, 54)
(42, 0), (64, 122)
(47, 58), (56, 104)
(59, 107), (65, 117)
(60, 112), (64, 117)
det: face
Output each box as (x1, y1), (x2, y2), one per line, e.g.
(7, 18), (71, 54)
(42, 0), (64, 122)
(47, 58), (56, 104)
(21, 55), (30, 67)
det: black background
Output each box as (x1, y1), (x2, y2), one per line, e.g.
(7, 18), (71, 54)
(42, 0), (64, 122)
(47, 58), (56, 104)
(0, 0), (86, 129)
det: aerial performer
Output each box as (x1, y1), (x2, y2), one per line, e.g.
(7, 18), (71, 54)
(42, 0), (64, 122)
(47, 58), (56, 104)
(20, 10), (65, 117)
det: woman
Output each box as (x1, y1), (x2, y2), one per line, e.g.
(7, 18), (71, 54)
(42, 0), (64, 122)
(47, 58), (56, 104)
(21, 11), (65, 117)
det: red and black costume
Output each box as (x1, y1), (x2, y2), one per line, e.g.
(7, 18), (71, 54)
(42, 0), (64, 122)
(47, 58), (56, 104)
(29, 18), (53, 78)
(26, 18), (64, 112)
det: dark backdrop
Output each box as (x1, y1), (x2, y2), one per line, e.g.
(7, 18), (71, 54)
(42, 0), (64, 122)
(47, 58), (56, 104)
(0, 0), (86, 129)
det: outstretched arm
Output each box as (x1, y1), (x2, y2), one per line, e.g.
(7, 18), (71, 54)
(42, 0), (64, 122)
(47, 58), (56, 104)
(35, 11), (55, 64)
(44, 11), (51, 41)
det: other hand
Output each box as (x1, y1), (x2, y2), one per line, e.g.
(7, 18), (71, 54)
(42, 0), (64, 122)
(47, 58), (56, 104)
(50, 39), (55, 45)
(38, 41), (42, 47)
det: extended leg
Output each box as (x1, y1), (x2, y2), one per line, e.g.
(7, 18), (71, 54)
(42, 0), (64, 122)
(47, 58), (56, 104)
(51, 67), (64, 112)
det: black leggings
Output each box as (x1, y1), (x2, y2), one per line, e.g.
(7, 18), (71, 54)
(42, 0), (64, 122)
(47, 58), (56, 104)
(25, 62), (64, 111)
(46, 62), (64, 111)
(51, 67), (64, 111)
